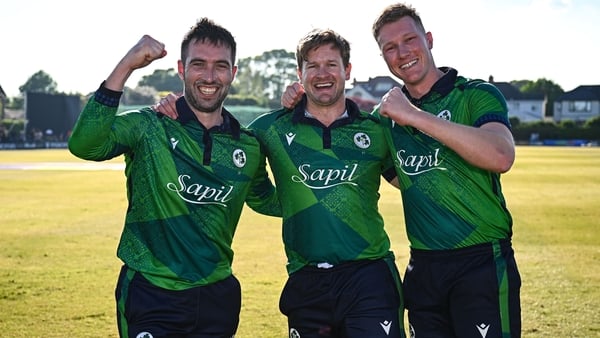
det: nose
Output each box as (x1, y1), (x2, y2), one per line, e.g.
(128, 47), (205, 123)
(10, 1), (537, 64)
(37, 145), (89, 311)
(390, 44), (410, 60)
(205, 67), (216, 82)
(202, 66), (216, 82)
(315, 65), (330, 77)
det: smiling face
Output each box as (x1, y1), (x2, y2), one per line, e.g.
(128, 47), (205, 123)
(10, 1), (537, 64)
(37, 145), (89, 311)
(299, 43), (351, 109)
(376, 16), (438, 92)
(178, 38), (237, 115)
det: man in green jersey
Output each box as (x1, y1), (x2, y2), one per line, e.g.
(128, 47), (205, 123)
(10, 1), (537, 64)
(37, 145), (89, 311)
(68, 18), (280, 338)
(373, 3), (521, 337)
(156, 28), (406, 338)
(250, 29), (405, 338)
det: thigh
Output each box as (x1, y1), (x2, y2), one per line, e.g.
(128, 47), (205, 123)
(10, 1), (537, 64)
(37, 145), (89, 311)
(117, 267), (240, 338)
(192, 274), (241, 337)
(119, 269), (196, 338)
(451, 247), (521, 338)
(403, 256), (457, 338)
(404, 243), (522, 338)
(280, 270), (335, 338)
(340, 259), (405, 338)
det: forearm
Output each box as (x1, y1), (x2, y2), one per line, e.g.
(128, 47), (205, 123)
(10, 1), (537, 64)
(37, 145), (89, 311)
(104, 62), (135, 92)
(412, 113), (515, 173)
(68, 86), (123, 161)
(245, 158), (282, 217)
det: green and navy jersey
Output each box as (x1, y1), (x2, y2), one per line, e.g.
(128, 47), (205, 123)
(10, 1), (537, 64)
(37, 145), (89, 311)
(378, 67), (513, 250)
(249, 96), (395, 275)
(68, 83), (280, 290)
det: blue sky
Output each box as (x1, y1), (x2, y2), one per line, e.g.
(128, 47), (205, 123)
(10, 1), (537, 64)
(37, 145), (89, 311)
(1, 0), (598, 97)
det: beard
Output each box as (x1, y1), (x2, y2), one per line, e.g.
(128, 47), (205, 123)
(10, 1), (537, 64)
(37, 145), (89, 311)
(184, 83), (230, 114)
(305, 87), (344, 107)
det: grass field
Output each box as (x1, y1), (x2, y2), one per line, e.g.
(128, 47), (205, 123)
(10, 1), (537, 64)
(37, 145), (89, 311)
(0, 147), (599, 337)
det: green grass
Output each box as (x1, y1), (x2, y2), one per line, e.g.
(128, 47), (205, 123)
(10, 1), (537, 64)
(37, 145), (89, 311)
(0, 147), (599, 337)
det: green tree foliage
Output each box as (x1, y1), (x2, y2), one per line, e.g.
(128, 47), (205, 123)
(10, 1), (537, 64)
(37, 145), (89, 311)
(122, 86), (159, 105)
(234, 59), (266, 105)
(19, 70), (58, 94)
(7, 70), (60, 109)
(583, 115), (600, 129)
(510, 119), (600, 144)
(138, 68), (182, 93)
(234, 49), (297, 108)
(6, 96), (24, 110)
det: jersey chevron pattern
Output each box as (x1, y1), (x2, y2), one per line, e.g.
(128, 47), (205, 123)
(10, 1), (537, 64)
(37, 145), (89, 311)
(249, 97), (395, 274)
(69, 86), (280, 290)
(379, 68), (513, 250)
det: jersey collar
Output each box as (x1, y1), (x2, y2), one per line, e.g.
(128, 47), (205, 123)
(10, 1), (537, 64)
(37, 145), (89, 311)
(291, 94), (362, 126)
(174, 97), (242, 140)
(402, 67), (458, 104)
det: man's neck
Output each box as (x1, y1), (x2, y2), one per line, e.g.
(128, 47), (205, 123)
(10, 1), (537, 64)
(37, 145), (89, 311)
(305, 99), (347, 127)
(405, 68), (444, 99)
(195, 110), (224, 129)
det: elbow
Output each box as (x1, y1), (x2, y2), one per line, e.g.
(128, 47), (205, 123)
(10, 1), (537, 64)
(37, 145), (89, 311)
(491, 133), (516, 173)
(496, 157), (514, 173)
(67, 137), (87, 159)
(67, 138), (81, 157)
(494, 147), (515, 174)
(68, 137), (96, 161)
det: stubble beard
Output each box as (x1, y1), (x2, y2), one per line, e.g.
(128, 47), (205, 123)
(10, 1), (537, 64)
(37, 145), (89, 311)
(185, 85), (229, 114)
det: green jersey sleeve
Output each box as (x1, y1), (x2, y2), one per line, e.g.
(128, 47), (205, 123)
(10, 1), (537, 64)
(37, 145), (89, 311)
(69, 84), (279, 289)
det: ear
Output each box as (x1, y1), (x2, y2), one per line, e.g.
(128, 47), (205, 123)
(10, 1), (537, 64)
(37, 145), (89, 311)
(345, 62), (352, 81)
(426, 32), (433, 50)
(177, 60), (184, 80)
(231, 64), (238, 80)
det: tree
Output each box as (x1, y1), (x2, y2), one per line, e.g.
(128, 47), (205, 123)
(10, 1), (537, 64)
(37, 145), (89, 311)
(6, 96), (24, 110)
(122, 86), (159, 105)
(583, 116), (600, 129)
(19, 70), (58, 94)
(234, 49), (297, 107)
(235, 58), (266, 104)
(138, 68), (182, 93)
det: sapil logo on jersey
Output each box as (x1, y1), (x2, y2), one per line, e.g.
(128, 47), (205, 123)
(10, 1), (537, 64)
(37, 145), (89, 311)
(393, 109), (450, 176)
(166, 174), (234, 206)
(292, 163), (358, 189)
(288, 131), (368, 189)
(396, 148), (447, 176)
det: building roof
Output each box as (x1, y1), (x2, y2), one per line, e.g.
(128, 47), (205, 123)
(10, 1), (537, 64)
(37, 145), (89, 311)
(556, 85), (600, 101)
(491, 81), (545, 100)
(350, 76), (402, 98)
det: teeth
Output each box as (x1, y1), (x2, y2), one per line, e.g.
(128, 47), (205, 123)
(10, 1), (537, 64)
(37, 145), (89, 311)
(401, 60), (417, 69)
(315, 83), (333, 88)
(199, 87), (217, 95)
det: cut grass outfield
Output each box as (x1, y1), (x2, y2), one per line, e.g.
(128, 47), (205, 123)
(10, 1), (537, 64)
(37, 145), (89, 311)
(0, 147), (599, 337)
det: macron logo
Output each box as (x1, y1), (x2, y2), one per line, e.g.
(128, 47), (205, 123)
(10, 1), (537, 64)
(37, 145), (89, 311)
(170, 137), (179, 150)
(286, 132), (296, 145)
(476, 323), (490, 337)
(380, 320), (392, 335)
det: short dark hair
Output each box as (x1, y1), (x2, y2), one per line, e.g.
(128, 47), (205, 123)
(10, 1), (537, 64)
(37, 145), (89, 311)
(296, 28), (351, 69)
(181, 17), (237, 65)
(372, 3), (426, 40)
